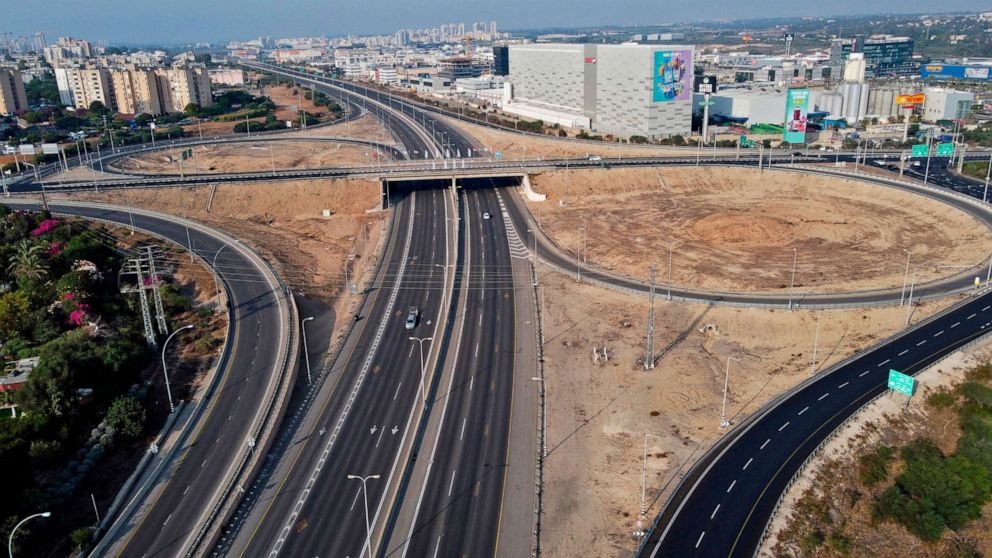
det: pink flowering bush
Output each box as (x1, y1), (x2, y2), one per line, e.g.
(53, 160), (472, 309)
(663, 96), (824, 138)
(30, 218), (61, 237)
(49, 242), (65, 257)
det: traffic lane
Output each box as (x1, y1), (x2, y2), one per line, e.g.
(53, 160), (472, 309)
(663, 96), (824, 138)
(403, 189), (496, 556)
(405, 187), (516, 558)
(233, 193), (415, 555)
(277, 188), (447, 557)
(22, 203), (283, 556)
(460, 185), (517, 557)
(653, 292), (992, 557)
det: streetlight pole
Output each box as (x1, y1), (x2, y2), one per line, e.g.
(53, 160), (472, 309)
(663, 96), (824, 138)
(720, 356), (741, 428)
(212, 244), (227, 308)
(8, 512), (51, 557)
(984, 148), (991, 204)
(301, 316), (315, 384)
(905, 269), (918, 326)
(788, 248), (798, 310)
(810, 313), (821, 375)
(162, 325), (194, 413)
(900, 250), (911, 306)
(667, 245), (673, 301)
(527, 229), (538, 285)
(346, 474), (380, 558)
(408, 336), (434, 402)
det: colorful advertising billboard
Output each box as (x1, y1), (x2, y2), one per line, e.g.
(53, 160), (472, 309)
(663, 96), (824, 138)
(652, 50), (691, 103)
(896, 94), (926, 106)
(783, 88), (810, 144)
(920, 64), (992, 82)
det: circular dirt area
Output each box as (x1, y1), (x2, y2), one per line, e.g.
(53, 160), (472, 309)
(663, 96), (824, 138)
(529, 167), (992, 293)
(116, 140), (391, 174)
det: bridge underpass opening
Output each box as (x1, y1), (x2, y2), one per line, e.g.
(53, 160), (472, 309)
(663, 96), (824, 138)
(381, 176), (523, 208)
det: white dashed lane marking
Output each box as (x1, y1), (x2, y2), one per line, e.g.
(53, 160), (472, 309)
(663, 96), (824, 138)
(898, 349), (908, 356)
(859, 370), (870, 377)
(798, 406), (809, 416)
(952, 322), (961, 328)
(727, 480), (737, 493)
(934, 330), (944, 337)
(711, 504), (720, 519)
(760, 439), (771, 450)
(878, 359), (890, 367)
(779, 421), (790, 432)
(695, 532), (706, 549)
(967, 314), (977, 320)
(916, 340), (926, 346)
(838, 382), (849, 388)
(818, 392), (830, 401)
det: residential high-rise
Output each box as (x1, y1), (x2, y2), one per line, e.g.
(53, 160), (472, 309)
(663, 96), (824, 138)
(155, 67), (212, 112)
(61, 68), (115, 110)
(0, 70), (29, 115)
(111, 69), (164, 115)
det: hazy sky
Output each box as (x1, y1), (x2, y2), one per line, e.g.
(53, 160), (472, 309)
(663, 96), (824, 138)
(5, 0), (989, 44)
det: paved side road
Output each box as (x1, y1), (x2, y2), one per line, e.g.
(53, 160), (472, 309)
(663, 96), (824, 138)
(641, 289), (992, 557)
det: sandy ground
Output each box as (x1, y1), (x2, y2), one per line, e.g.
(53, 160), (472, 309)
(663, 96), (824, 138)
(54, 179), (385, 319)
(286, 113), (398, 144)
(762, 340), (992, 557)
(182, 84), (333, 137)
(538, 268), (962, 558)
(445, 116), (700, 160)
(115, 140), (391, 174)
(526, 167), (992, 293)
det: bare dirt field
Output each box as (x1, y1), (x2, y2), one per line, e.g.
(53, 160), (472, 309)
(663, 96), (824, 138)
(56, 179), (385, 324)
(115, 140), (391, 174)
(537, 269), (962, 558)
(761, 341), (992, 558)
(527, 167), (992, 293)
(181, 84), (331, 137)
(288, 113), (397, 144)
(445, 116), (698, 159)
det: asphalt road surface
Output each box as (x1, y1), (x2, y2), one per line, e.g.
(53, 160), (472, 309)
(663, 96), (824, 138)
(640, 290), (992, 557)
(229, 185), (452, 556)
(387, 184), (518, 558)
(4, 200), (291, 557)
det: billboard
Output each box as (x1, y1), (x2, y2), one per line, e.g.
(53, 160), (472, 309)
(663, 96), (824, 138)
(652, 50), (691, 103)
(920, 64), (992, 82)
(896, 94), (926, 106)
(783, 88), (810, 144)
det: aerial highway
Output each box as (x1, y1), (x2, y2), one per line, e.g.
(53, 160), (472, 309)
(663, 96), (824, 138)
(2, 199), (296, 557)
(639, 288), (992, 557)
(382, 182), (520, 558)
(220, 184), (457, 556)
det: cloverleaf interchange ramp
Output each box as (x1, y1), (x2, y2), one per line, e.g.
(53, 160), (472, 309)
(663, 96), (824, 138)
(2, 199), (297, 557)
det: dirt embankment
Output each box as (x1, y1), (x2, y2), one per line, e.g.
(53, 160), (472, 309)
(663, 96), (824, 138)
(60, 179), (384, 311)
(116, 140), (390, 174)
(527, 167), (992, 294)
(538, 269), (960, 558)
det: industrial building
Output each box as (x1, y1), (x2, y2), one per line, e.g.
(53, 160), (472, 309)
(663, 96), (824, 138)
(506, 43), (694, 138)
(922, 87), (976, 121)
(831, 35), (916, 77)
(0, 69), (28, 115)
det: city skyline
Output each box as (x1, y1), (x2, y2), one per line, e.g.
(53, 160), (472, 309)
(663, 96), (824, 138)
(4, 0), (991, 45)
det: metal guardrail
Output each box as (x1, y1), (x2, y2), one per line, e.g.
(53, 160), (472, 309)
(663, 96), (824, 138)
(529, 262), (546, 558)
(752, 326), (992, 556)
(633, 279), (992, 557)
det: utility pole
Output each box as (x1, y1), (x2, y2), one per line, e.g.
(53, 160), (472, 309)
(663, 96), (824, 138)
(788, 248), (798, 310)
(900, 250), (911, 306)
(810, 313), (821, 375)
(720, 356), (741, 428)
(119, 245), (174, 349)
(667, 245), (673, 301)
(644, 266), (657, 371)
(905, 269), (918, 326)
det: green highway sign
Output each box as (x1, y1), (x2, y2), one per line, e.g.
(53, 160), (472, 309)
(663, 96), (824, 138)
(936, 142), (955, 157)
(911, 144), (929, 157)
(888, 369), (915, 396)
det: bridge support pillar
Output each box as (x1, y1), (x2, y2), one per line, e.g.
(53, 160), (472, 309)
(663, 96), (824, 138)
(521, 174), (547, 202)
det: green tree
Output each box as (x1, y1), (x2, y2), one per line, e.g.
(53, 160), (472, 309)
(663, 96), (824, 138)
(6, 240), (47, 282)
(0, 290), (32, 337)
(106, 396), (145, 439)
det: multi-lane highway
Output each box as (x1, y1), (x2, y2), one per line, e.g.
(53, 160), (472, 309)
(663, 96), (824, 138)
(223, 185), (456, 556)
(639, 289), (992, 557)
(3, 200), (295, 557)
(384, 183), (518, 558)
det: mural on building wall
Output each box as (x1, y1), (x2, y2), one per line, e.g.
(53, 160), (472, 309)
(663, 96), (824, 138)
(652, 50), (691, 103)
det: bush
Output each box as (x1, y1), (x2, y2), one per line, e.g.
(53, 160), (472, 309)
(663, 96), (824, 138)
(926, 388), (957, 409)
(857, 444), (894, 486)
(70, 526), (93, 549)
(105, 396), (145, 440)
(28, 439), (63, 464)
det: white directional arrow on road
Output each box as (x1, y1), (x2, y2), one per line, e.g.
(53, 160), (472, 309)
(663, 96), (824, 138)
(391, 426), (399, 435)
(370, 425), (378, 435)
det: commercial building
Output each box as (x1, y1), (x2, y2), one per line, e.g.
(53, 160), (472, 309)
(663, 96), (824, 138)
(923, 87), (976, 121)
(833, 35), (915, 77)
(208, 68), (246, 87)
(506, 43), (694, 138)
(492, 46), (509, 76)
(0, 69), (29, 114)
(698, 88), (786, 126)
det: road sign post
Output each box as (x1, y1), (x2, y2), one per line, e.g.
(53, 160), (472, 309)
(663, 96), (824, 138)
(888, 368), (916, 408)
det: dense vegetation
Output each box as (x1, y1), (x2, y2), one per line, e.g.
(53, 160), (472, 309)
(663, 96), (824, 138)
(0, 206), (169, 552)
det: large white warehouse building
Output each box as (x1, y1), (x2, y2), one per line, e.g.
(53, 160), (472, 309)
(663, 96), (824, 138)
(506, 43), (694, 138)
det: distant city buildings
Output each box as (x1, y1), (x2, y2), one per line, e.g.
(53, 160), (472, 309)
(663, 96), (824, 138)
(0, 69), (29, 115)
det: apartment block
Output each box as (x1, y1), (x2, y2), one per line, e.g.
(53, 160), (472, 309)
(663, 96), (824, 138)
(59, 67), (114, 110)
(0, 69), (29, 114)
(155, 67), (212, 112)
(111, 69), (164, 115)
